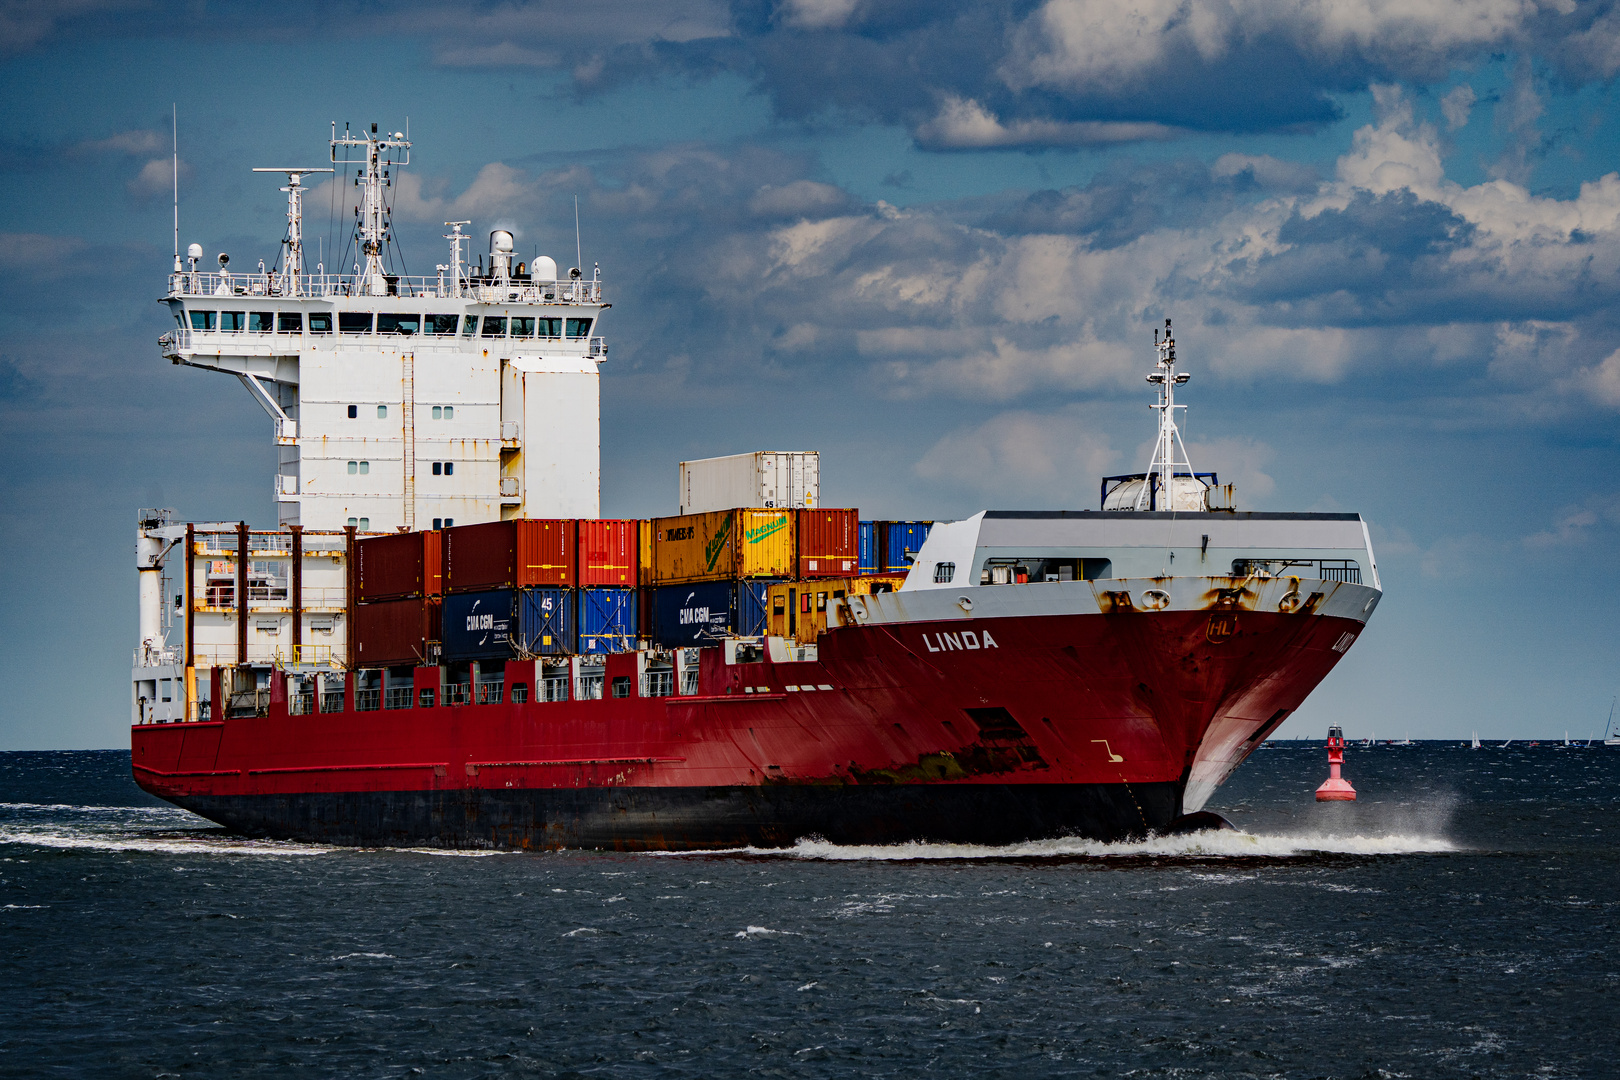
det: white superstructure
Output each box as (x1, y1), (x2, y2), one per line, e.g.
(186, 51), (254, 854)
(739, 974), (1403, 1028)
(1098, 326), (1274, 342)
(159, 122), (609, 532)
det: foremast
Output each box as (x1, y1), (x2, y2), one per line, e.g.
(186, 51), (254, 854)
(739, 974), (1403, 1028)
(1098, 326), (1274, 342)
(1136, 319), (1195, 510)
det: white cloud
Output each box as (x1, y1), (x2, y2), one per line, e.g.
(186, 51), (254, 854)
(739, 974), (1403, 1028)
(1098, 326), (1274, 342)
(1440, 83), (1476, 130)
(915, 407), (1118, 504)
(915, 95), (1182, 149)
(76, 128), (164, 155)
(778, 0), (861, 31)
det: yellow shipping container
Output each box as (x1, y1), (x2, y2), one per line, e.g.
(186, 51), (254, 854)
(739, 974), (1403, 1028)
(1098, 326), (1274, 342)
(767, 575), (906, 643)
(638, 519), (654, 587)
(652, 508), (797, 584)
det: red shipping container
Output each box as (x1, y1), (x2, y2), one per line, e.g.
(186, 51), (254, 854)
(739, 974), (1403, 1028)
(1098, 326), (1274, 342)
(353, 597), (441, 667)
(444, 519), (575, 593)
(356, 530), (442, 602)
(796, 508), (860, 578)
(576, 519), (638, 586)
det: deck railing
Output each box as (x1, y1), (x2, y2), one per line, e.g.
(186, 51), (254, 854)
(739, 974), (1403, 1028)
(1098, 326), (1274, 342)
(355, 688), (381, 711)
(168, 271), (604, 305)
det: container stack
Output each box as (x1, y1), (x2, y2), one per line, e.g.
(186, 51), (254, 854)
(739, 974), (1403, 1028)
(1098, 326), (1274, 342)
(576, 519), (639, 653)
(352, 530), (443, 666)
(442, 519), (576, 659)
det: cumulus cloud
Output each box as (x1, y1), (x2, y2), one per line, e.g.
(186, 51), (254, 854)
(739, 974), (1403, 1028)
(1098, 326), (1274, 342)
(914, 96), (1183, 149)
(915, 407), (1117, 504)
(1440, 83), (1477, 130)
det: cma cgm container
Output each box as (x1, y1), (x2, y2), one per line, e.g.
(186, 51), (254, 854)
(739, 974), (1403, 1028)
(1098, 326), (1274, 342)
(796, 508), (859, 578)
(652, 580), (777, 648)
(858, 520), (878, 574)
(443, 519), (575, 593)
(442, 588), (576, 660)
(353, 596), (441, 666)
(355, 530), (442, 602)
(678, 451), (819, 514)
(651, 509), (796, 584)
(577, 587), (637, 653)
(577, 519), (638, 586)
(881, 521), (934, 572)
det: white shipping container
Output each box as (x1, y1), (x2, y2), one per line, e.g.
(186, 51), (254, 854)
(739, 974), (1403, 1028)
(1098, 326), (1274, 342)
(679, 451), (819, 514)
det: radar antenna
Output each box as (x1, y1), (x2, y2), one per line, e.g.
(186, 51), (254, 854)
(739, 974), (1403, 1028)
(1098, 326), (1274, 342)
(1135, 318), (1196, 510)
(331, 122), (411, 296)
(252, 167), (333, 297)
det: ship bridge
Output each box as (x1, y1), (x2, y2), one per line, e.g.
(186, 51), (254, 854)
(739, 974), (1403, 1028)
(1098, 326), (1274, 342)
(158, 122), (608, 533)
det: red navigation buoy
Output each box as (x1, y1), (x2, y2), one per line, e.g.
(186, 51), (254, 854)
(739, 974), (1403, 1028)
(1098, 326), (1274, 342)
(1315, 725), (1357, 801)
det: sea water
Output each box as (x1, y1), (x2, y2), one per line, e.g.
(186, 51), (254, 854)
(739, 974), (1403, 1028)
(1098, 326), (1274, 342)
(1, 744), (1616, 1078)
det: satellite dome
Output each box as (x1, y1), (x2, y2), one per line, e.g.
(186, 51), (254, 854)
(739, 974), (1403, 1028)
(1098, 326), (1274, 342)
(490, 230), (514, 253)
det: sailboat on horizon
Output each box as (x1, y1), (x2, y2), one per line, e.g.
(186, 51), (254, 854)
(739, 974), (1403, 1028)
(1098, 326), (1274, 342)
(1604, 698), (1619, 747)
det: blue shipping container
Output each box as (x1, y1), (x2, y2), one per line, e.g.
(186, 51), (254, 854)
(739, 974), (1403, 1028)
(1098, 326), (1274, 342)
(577, 587), (637, 654)
(858, 520), (878, 575)
(652, 580), (780, 648)
(517, 588), (574, 656)
(881, 521), (933, 572)
(441, 589), (514, 660)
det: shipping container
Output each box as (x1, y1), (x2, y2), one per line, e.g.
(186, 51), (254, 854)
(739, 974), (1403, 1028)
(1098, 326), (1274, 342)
(442, 588), (576, 659)
(651, 580), (778, 648)
(441, 590), (514, 660)
(767, 575), (906, 643)
(576, 519), (638, 586)
(444, 519), (575, 593)
(651, 508), (796, 584)
(881, 521), (933, 572)
(795, 508), (859, 578)
(353, 596), (441, 667)
(355, 530), (442, 602)
(858, 520), (879, 574)
(679, 451), (819, 514)
(516, 588), (574, 656)
(637, 519), (654, 587)
(577, 587), (637, 654)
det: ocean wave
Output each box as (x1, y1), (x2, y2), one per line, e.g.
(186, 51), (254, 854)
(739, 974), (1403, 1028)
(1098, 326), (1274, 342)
(657, 830), (1457, 861)
(0, 823), (334, 857)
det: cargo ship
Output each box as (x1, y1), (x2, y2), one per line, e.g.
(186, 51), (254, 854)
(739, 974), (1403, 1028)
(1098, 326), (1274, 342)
(129, 124), (1381, 849)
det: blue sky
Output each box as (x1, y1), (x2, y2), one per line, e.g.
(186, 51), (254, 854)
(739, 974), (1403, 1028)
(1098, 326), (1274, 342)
(4, 0), (1620, 749)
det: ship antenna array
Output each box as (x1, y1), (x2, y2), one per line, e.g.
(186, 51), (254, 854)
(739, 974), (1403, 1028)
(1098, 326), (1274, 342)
(1134, 317), (1195, 511)
(443, 221), (471, 297)
(171, 105), (180, 274)
(330, 121), (411, 297)
(251, 166), (334, 297)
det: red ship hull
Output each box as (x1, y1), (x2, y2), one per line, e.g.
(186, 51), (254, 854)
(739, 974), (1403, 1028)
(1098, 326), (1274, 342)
(131, 606), (1363, 849)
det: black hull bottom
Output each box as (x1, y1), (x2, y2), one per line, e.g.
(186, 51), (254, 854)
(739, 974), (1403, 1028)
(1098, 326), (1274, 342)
(168, 782), (1185, 851)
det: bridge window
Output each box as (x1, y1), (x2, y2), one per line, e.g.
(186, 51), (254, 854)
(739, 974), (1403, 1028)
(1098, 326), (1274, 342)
(481, 316), (507, 337)
(248, 311), (274, 332)
(308, 312), (332, 333)
(377, 313), (420, 335)
(462, 315), (478, 337)
(538, 317), (561, 338)
(566, 317), (593, 338)
(338, 312), (373, 334)
(427, 314), (458, 335)
(510, 316), (535, 338)
(278, 311), (302, 333)
(220, 311), (245, 332)
(189, 310), (216, 330)
(933, 562), (955, 583)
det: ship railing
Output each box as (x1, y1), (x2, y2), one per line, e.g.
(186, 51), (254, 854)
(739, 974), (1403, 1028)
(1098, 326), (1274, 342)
(443, 682), (471, 706)
(289, 692), (315, 716)
(641, 670), (674, 698)
(680, 666), (700, 696)
(355, 688), (381, 712)
(475, 677), (504, 705)
(574, 672), (604, 701)
(536, 676), (565, 702)
(134, 644), (182, 668)
(382, 687), (413, 710)
(321, 690), (346, 713)
(168, 271), (605, 305)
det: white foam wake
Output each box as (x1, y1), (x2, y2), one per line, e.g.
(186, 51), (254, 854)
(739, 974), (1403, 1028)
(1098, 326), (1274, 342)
(655, 830), (1457, 861)
(0, 823), (334, 857)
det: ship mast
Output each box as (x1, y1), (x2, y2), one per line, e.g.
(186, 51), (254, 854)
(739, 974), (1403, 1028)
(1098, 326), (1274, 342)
(252, 167), (333, 297)
(331, 122), (411, 297)
(1135, 318), (1194, 510)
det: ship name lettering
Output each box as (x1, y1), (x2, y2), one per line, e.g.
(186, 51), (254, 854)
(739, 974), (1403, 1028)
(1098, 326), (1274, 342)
(921, 629), (996, 653)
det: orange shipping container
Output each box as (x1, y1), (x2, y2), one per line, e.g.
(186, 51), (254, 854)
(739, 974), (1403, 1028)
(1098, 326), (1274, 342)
(576, 519), (638, 586)
(637, 520), (654, 587)
(795, 508), (859, 578)
(444, 519), (576, 593)
(651, 508), (796, 584)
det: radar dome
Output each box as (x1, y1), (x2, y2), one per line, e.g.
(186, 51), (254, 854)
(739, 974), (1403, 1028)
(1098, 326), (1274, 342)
(186, 243), (203, 261)
(533, 255), (557, 281)
(490, 230), (514, 254)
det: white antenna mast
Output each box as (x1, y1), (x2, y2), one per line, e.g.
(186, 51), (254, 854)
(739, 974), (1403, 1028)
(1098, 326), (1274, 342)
(252, 167), (333, 297)
(1134, 318), (1195, 510)
(330, 121), (411, 296)
(171, 105), (181, 274)
(574, 195), (582, 272)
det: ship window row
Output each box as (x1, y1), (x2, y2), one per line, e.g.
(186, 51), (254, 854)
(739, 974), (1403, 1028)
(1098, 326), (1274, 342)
(431, 517), (456, 529)
(183, 310), (594, 340)
(348, 461), (369, 474)
(431, 461), (455, 475)
(979, 558), (1114, 585)
(346, 517), (371, 530)
(345, 405), (391, 418)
